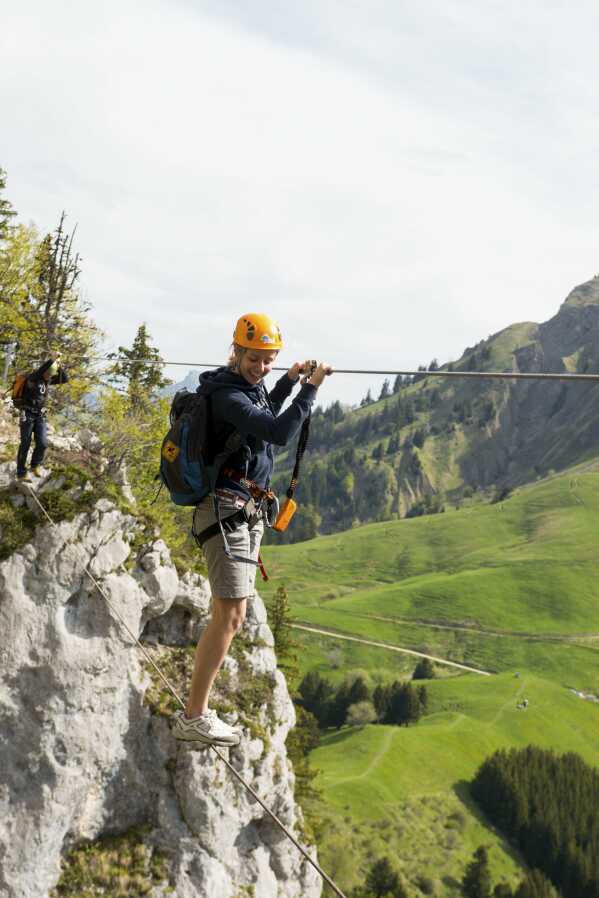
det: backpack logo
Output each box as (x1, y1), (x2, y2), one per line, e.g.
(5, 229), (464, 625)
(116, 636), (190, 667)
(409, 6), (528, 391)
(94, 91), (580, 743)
(162, 440), (180, 462)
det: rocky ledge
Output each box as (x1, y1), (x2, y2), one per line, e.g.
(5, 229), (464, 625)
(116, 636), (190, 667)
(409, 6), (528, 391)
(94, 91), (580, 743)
(0, 492), (321, 898)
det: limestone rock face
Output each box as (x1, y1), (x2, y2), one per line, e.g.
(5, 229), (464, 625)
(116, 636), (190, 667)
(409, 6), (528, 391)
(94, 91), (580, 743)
(0, 499), (321, 898)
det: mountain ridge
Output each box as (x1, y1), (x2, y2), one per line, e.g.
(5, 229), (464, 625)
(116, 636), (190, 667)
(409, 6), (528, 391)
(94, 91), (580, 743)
(267, 275), (599, 541)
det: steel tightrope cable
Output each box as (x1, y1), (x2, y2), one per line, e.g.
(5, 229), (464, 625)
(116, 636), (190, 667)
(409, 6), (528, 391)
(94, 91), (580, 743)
(24, 485), (348, 898)
(84, 355), (599, 382)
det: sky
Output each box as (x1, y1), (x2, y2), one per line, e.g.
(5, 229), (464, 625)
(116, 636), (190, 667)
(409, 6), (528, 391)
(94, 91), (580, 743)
(1, 0), (599, 406)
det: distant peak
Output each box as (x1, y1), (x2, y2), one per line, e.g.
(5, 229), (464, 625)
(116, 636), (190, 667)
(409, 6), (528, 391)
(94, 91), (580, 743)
(562, 276), (599, 308)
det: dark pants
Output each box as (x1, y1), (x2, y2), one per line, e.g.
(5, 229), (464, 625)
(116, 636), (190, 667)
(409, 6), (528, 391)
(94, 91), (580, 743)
(17, 411), (48, 475)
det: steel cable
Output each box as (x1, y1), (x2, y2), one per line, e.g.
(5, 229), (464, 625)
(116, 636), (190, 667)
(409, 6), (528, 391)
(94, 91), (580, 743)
(86, 356), (599, 382)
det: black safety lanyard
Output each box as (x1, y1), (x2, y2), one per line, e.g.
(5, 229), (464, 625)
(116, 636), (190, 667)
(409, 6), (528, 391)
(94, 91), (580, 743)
(286, 413), (310, 501)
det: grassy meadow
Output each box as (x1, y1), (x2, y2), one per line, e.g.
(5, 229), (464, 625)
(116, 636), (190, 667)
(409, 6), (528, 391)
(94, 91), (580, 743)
(262, 465), (599, 688)
(260, 465), (599, 896)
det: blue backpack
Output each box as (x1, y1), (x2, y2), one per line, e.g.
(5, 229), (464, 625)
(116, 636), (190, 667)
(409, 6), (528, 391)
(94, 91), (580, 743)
(159, 389), (242, 506)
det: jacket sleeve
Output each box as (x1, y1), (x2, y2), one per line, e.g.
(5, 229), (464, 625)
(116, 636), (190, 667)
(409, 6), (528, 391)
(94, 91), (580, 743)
(268, 373), (296, 415)
(215, 384), (317, 446)
(50, 368), (68, 385)
(30, 359), (54, 381)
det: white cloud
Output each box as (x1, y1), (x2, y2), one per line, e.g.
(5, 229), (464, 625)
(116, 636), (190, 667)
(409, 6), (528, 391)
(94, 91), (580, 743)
(1, 0), (598, 405)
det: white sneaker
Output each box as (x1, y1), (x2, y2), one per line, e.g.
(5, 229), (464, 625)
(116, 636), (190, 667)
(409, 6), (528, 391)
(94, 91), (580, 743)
(172, 709), (241, 747)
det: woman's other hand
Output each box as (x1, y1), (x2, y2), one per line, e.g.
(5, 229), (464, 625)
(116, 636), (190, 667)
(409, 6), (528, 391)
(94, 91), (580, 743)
(288, 360), (317, 383)
(307, 363), (333, 388)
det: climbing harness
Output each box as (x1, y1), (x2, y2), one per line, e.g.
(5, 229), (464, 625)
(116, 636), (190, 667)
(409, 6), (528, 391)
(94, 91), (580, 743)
(192, 493), (273, 580)
(23, 484), (348, 898)
(191, 469), (279, 580)
(221, 467), (278, 507)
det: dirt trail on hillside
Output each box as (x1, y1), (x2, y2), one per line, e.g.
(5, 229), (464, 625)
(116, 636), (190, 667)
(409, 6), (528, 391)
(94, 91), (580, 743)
(327, 727), (396, 790)
(291, 623), (492, 676)
(332, 610), (599, 643)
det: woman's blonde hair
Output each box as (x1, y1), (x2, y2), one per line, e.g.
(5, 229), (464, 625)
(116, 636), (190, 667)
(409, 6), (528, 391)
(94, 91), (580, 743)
(227, 343), (280, 369)
(227, 343), (246, 370)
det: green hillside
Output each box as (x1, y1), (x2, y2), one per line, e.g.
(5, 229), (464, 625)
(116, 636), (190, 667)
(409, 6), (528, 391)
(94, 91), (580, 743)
(267, 276), (599, 541)
(262, 461), (599, 895)
(263, 462), (599, 690)
(309, 672), (599, 895)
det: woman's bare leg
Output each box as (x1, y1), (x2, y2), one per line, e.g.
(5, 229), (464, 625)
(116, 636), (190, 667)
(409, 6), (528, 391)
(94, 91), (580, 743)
(185, 596), (247, 718)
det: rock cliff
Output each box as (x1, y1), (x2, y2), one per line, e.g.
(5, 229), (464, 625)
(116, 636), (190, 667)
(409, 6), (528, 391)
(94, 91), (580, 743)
(0, 419), (321, 898)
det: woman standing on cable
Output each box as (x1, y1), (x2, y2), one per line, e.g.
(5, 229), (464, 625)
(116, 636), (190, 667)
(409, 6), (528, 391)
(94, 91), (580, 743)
(173, 312), (332, 747)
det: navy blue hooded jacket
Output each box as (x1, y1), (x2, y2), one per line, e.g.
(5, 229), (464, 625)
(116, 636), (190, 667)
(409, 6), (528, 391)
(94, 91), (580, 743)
(198, 367), (317, 499)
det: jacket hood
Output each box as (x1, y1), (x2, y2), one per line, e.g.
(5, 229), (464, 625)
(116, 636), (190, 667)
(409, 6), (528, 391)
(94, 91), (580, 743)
(198, 366), (262, 397)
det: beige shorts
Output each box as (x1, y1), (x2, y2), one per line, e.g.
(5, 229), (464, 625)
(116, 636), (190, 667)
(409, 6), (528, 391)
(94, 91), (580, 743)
(193, 496), (264, 600)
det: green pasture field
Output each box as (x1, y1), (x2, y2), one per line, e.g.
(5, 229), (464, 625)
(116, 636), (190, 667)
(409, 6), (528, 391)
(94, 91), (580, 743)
(309, 671), (599, 896)
(262, 469), (599, 629)
(261, 467), (599, 682)
(260, 465), (599, 895)
(289, 612), (599, 692)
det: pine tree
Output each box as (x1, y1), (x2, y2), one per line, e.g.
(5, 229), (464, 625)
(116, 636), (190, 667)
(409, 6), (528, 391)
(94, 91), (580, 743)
(328, 682), (352, 729)
(365, 857), (406, 898)
(413, 428), (426, 449)
(387, 432), (400, 455)
(406, 683), (425, 723)
(266, 586), (299, 682)
(371, 442), (385, 462)
(0, 213), (101, 405)
(386, 682), (408, 725)
(373, 684), (391, 721)
(379, 378), (391, 400)
(0, 167), (16, 241)
(348, 676), (370, 705)
(285, 705), (322, 807)
(461, 846), (492, 898)
(360, 388), (374, 407)
(297, 672), (335, 726)
(412, 658), (435, 680)
(108, 323), (169, 410)
(514, 870), (560, 898)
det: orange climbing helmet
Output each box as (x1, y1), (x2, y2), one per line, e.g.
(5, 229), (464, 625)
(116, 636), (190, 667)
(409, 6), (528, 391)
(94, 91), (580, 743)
(233, 313), (283, 350)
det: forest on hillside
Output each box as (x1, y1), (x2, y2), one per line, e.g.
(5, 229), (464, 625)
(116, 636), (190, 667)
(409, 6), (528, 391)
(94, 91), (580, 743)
(265, 368), (502, 543)
(472, 746), (599, 898)
(267, 280), (599, 544)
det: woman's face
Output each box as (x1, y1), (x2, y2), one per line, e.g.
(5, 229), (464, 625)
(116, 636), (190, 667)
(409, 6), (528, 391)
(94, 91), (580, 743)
(238, 349), (278, 385)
